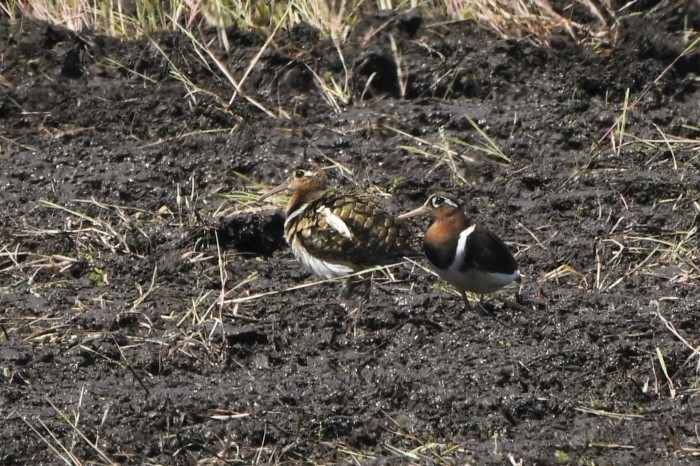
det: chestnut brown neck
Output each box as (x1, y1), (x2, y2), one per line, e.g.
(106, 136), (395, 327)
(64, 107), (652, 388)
(287, 186), (326, 217)
(425, 209), (468, 247)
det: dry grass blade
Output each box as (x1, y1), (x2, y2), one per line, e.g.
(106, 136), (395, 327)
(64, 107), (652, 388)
(146, 35), (228, 109)
(10, 0), (621, 52)
(389, 34), (407, 98)
(305, 65), (345, 112)
(128, 266), (159, 312)
(588, 442), (636, 450)
(38, 199), (136, 255)
(208, 408), (250, 420)
(217, 169), (291, 217)
(78, 343), (150, 396)
(575, 406), (645, 420)
(171, 18), (280, 118)
(0, 134), (38, 151)
(215, 231), (227, 309)
(382, 123), (475, 163)
(378, 410), (463, 463)
(656, 347), (676, 398)
(46, 397), (120, 465)
(40, 200), (117, 234)
(215, 189), (282, 217)
(654, 303), (700, 374)
(223, 261), (407, 304)
(103, 56), (158, 83)
(600, 34), (700, 144)
(541, 263), (585, 284)
(382, 123), (473, 184)
(228, 5), (290, 100)
(0, 1), (19, 21)
(445, 0), (616, 48)
(623, 227), (699, 283)
(449, 116), (510, 162)
(288, 0), (361, 42)
(0, 244), (26, 273)
(21, 415), (79, 466)
(137, 128), (237, 149)
(334, 442), (378, 462)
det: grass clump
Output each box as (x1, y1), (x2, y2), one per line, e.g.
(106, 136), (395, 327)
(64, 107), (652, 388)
(7, 0), (624, 48)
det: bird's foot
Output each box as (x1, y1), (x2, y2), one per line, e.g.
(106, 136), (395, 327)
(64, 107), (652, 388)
(495, 295), (531, 313)
(474, 301), (495, 317)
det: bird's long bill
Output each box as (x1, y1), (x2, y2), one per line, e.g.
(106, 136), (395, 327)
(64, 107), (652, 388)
(257, 181), (288, 203)
(398, 205), (427, 220)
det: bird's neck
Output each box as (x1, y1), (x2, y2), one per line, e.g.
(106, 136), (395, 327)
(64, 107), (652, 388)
(286, 188), (327, 217)
(425, 211), (469, 247)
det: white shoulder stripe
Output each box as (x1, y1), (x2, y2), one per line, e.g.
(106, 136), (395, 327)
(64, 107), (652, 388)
(318, 206), (353, 239)
(454, 224), (476, 264)
(285, 203), (309, 229)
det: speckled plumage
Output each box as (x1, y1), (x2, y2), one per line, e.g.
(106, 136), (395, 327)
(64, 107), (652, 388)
(261, 165), (411, 280)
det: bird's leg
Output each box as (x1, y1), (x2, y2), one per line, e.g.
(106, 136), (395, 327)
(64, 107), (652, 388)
(341, 274), (371, 300)
(460, 290), (472, 312)
(471, 293), (494, 316)
(353, 275), (372, 321)
(340, 277), (359, 317)
(460, 291), (490, 315)
(341, 276), (357, 299)
(341, 275), (371, 326)
(340, 276), (367, 336)
(358, 274), (372, 301)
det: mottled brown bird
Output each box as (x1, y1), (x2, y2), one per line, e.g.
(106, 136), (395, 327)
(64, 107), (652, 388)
(258, 164), (411, 288)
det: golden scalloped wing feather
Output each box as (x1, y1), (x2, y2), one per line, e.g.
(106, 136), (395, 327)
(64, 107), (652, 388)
(287, 192), (411, 268)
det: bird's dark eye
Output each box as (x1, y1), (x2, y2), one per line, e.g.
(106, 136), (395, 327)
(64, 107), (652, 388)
(295, 169), (305, 178)
(432, 196), (445, 207)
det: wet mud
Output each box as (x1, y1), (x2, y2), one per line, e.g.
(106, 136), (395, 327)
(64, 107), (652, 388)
(1, 3), (699, 464)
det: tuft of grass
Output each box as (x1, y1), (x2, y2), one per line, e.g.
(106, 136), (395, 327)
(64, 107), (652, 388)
(443, 0), (617, 48)
(287, 0), (362, 43)
(7, 0), (643, 125)
(383, 123), (473, 184)
(554, 449), (569, 462)
(449, 115), (510, 162)
(306, 65), (351, 113)
(161, 20), (280, 118)
(10, 0), (622, 49)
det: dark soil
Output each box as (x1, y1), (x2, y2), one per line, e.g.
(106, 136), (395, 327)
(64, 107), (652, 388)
(2, 3), (700, 465)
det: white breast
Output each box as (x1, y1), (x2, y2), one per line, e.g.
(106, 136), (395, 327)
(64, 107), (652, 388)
(284, 203), (355, 279)
(289, 238), (354, 279)
(438, 266), (520, 294)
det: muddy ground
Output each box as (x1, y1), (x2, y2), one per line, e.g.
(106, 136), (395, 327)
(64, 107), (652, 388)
(1, 3), (699, 465)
